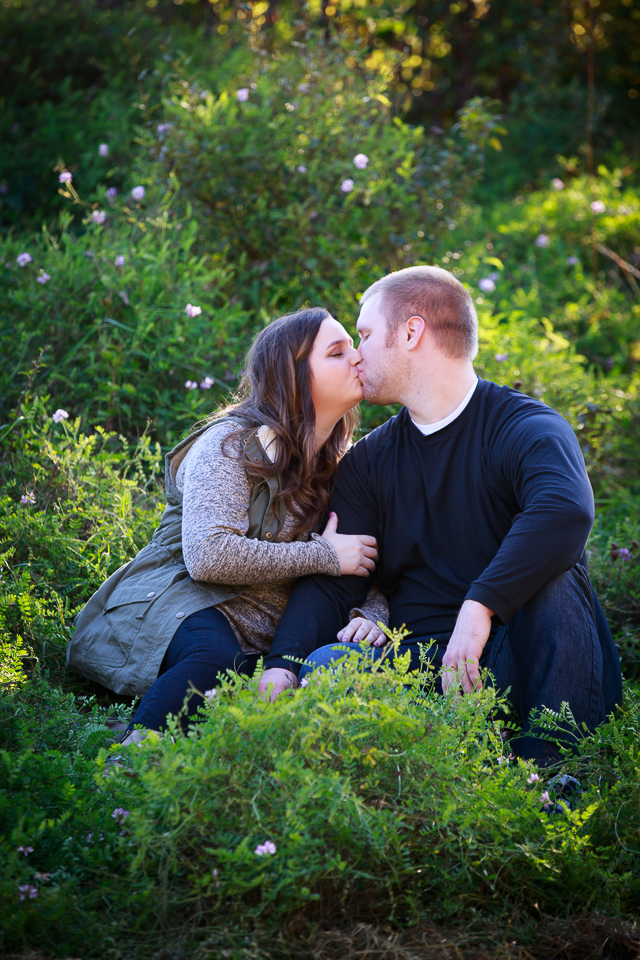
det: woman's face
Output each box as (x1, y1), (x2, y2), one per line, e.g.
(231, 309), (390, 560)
(308, 315), (363, 421)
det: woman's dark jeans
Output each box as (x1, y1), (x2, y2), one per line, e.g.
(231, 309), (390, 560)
(129, 606), (259, 733)
(299, 564), (622, 765)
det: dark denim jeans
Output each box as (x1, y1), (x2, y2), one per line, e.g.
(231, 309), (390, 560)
(129, 606), (260, 732)
(298, 564), (622, 764)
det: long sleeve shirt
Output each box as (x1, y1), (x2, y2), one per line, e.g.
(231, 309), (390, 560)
(264, 378), (595, 672)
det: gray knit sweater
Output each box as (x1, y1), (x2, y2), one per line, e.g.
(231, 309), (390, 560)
(176, 419), (388, 655)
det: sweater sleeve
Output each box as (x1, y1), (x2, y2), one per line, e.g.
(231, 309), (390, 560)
(264, 439), (380, 672)
(181, 422), (340, 584)
(349, 582), (389, 625)
(465, 410), (594, 623)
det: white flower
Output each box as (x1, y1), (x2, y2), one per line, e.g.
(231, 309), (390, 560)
(353, 154), (369, 170)
(340, 179), (354, 193)
(591, 199), (605, 214)
(551, 178), (565, 190)
(185, 303), (202, 318)
(236, 88), (249, 102)
(91, 210), (106, 224)
(52, 409), (69, 423)
(185, 380), (198, 391)
(535, 233), (550, 248)
(16, 252), (32, 267)
(478, 278), (496, 293)
(131, 186), (145, 202)
(99, 143), (109, 157)
(255, 840), (277, 856)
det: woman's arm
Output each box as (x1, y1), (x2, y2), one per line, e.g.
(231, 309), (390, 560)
(181, 422), (341, 584)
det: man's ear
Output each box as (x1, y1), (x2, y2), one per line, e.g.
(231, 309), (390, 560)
(404, 315), (426, 351)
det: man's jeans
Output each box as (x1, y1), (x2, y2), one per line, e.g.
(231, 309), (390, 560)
(298, 564), (622, 765)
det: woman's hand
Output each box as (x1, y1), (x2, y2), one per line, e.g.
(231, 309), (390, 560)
(257, 667), (298, 702)
(321, 512), (378, 577)
(337, 617), (388, 647)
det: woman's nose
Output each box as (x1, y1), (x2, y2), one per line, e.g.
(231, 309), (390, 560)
(349, 345), (362, 364)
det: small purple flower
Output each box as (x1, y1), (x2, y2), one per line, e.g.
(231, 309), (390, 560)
(111, 807), (130, 826)
(478, 278), (496, 293)
(91, 210), (106, 224)
(157, 123), (171, 136)
(114, 255), (125, 267)
(236, 88), (249, 102)
(487, 271), (501, 282)
(106, 187), (118, 205)
(200, 376), (214, 390)
(185, 303), (202, 317)
(18, 884), (38, 901)
(0, 181), (7, 193)
(551, 178), (565, 190)
(297, 165), (307, 174)
(591, 200), (605, 214)
(131, 186), (145, 202)
(99, 143), (109, 157)
(21, 491), (36, 505)
(340, 179), (354, 193)
(52, 409), (69, 423)
(87, 833), (94, 843)
(535, 234), (550, 248)
(255, 840), (277, 856)
(495, 352), (508, 362)
(353, 153), (369, 170)
(298, 82), (310, 93)
(37, 269), (51, 284)
(619, 547), (631, 561)
(18, 845), (34, 855)
(566, 256), (580, 266)
(204, 688), (218, 699)
(539, 790), (551, 807)
(527, 772), (540, 783)
(59, 171), (72, 184)
(16, 252), (32, 267)
(185, 380), (198, 391)
(299, 677), (309, 687)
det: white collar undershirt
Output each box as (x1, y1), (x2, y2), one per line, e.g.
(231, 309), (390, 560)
(410, 377), (479, 437)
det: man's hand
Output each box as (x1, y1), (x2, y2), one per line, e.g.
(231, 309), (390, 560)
(257, 667), (298, 702)
(441, 600), (494, 694)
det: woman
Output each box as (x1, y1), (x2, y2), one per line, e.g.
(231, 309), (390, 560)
(67, 308), (388, 744)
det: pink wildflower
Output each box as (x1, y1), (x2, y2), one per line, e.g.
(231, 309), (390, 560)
(131, 186), (145, 202)
(495, 352), (508, 362)
(17, 845), (34, 855)
(535, 234), (550, 248)
(16, 252), (32, 267)
(340, 179), (354, 193)
(255, 840), (277, 856)
(91, 210), (106, 224)
(237, 88), (249, 102)
(204, 688), (218, 699)
(185, 303), (202, 317)
(37, 269), (51, 284)
(591, 200), (605, 214)
(551, 178), (565, 190)
(527, 772), (540, 783)
(21, 491), (36, 505)
(59, 171), (72, 184)
(299, 677), (309, 687)
(200, 376), (214, 390)
(52, 409), (69, 423)
(478, 278), (496, 293)
(539, 790), (551, 807)
(353, 153), (369, 169)
(18, 885), (38, 901)
(114, 255), (125, 267)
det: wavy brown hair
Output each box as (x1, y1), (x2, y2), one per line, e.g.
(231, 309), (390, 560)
(214, 307), (358, 535)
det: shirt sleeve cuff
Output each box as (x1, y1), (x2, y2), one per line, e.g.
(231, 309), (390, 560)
(465, 584), (516, 625)
(310, 532), (341, 575)
(262, 654), (304, 675)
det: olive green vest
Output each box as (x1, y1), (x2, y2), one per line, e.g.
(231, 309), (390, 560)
(66, 417), (288, 696)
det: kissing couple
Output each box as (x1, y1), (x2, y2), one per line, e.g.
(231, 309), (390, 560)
(68, 265), (622, 764)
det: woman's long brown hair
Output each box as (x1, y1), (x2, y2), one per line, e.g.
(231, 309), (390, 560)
(213, 307), (357, 535)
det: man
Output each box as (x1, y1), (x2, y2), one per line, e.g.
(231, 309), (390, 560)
(259, 265), (622, 762)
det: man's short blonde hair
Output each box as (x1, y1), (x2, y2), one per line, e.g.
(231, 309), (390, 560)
(360, 265), (478, 360)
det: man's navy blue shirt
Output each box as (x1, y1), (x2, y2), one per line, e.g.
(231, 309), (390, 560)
(264, 378), (596, 670)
